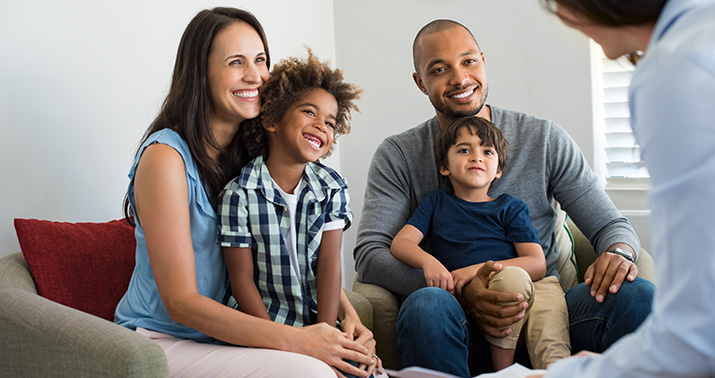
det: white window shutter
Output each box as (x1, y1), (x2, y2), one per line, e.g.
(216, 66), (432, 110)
(593, 47), (650, 180)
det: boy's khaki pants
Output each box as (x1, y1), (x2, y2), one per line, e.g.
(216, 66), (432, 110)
(486, 266), (571, 369)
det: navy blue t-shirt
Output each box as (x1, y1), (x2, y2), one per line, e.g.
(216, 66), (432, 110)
(407, 191), (541, 272)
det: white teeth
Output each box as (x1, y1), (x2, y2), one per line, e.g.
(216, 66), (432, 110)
(305, 135), (322, 149)
(451, 89), (474, 99)
(232, 90), (258, 98)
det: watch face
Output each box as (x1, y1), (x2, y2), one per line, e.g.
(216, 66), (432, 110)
(610, 248), (633, 261)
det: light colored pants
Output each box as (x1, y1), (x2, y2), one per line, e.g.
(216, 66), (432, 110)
(485, 266), (571, 369)
(136, 328), (335, 378)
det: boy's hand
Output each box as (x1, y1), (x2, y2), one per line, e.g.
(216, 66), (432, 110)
(423, 259), (454, 293)
(451, 264), (480, 297)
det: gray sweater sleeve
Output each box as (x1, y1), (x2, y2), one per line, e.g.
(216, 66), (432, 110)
(353, 123), (441, 297)
(546, 122), (641, 259)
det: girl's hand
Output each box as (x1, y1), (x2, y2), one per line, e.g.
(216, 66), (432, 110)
(290, 323), (374, 378)
(341, 306), (382, 377)
(423, 259), (454, 293)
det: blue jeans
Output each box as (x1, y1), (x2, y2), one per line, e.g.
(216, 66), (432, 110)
(395, 278), (654, 377)
(566, 277), (654, 353)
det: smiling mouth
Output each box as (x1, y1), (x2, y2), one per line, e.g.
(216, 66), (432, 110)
(449, 88), (475, 99)
(232, 89), (259, 98)
(304, 134), (323, 150)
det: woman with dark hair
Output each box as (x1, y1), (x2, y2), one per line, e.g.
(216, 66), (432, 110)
(115, 8), (377, 377)
(531, 0), (715, 377)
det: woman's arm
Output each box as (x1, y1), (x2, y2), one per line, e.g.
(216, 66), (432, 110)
(391, 224), (453, 293)
(224, 246), (270, 320)
(134, 144), (372, 376)
(316, 229), (342, 326)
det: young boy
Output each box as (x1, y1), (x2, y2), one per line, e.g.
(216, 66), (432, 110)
(390, 116), (570, 371)
(217, 49), (361, 329)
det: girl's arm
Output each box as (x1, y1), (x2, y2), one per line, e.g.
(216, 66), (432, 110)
(224, 246), (270, 320)
(134, 144), (372, 377)
(316, 229), (342, 326)
(338, 289), (381, 377)
(391, 224), (454, 293)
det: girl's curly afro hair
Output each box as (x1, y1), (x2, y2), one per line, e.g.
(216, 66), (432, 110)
(240, 48), (361, 159)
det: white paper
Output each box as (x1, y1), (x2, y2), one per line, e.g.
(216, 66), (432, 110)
(385, 363), (545, 378)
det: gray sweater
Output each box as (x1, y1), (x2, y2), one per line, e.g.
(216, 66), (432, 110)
(353, 105), (639, 297)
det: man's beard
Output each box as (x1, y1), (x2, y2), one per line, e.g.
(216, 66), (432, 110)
(433, 84), (489, 119)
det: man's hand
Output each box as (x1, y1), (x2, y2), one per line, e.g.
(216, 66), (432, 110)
(451, 264), (480, 297)
(460, 261), (528, 338)
(584, 244), (638, 302)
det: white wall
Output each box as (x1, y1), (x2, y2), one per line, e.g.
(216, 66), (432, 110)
(0, 0), (337, 255)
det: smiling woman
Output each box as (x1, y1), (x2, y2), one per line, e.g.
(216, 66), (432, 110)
(113, 7), (377, 377)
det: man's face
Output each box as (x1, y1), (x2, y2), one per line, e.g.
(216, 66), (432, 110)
(413, 26), (488, 125)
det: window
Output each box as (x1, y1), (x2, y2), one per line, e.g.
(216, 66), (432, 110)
(591, 42), (650, 210)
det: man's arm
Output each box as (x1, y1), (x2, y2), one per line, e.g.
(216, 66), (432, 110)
(547, 122), (640, 298)
(353, 139), (427, 297)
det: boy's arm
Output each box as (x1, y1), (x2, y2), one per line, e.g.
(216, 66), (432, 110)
(224, 246), (271, 320)
(501, 242), (547, 281)
(316, 229), (342, 327)
(391, 224), (454, 293)
(452, 242), (546, 296)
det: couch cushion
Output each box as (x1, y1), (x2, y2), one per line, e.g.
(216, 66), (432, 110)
(14, 218), (136, 321)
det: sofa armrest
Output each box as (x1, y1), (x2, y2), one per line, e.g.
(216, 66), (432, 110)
(0, 288), (168, 378)
(344, 288), (373, 331)
(567, 220), (657, 285)
(0, 252), (37, 293)
(352, 277), (402, 369)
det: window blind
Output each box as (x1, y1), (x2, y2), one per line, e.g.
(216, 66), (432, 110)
(594, 50), (650, 180)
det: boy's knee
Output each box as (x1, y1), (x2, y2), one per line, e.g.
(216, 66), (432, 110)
(488, 266), (534, 302)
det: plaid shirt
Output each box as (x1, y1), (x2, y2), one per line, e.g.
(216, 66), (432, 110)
(217, 156), (352, 326)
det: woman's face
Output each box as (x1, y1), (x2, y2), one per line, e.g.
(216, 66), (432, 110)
(207, 21), (269, 130)
(556, 5), (638, 60)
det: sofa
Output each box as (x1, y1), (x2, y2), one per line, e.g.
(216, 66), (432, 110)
(352, 214), (657, 370)
(0, 218), (372, 378)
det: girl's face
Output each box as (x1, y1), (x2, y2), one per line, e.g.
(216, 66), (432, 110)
(265, 88), (338, 165)
(207, 21), (269, 130)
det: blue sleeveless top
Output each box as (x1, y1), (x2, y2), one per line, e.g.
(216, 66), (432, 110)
(114, 129), (228, 342)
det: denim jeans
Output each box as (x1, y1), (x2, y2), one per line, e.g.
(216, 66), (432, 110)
(566, 277), (654, 353)
(395, 278), (654, 377)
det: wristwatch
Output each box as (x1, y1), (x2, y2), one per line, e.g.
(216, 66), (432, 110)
(607, 247), (635, 263)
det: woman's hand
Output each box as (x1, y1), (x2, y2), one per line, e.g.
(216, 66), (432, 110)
(289, 323), (374, 378)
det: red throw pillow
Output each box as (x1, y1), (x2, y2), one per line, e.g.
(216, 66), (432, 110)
(14, 218), (136, 321)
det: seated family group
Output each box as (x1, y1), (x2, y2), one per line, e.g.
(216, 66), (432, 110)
(113, 7), (655, 378)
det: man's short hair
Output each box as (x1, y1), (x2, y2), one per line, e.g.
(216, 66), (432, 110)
(412, 19), (481, 73)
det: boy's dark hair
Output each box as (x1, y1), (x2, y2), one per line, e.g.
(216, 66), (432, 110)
(434, 116), (509, 188)
(241, 48), (362, 159)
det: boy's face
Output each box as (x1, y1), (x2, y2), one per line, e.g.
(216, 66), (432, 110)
(440, 128), (502, 197)
(264, 88), (337, 165)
